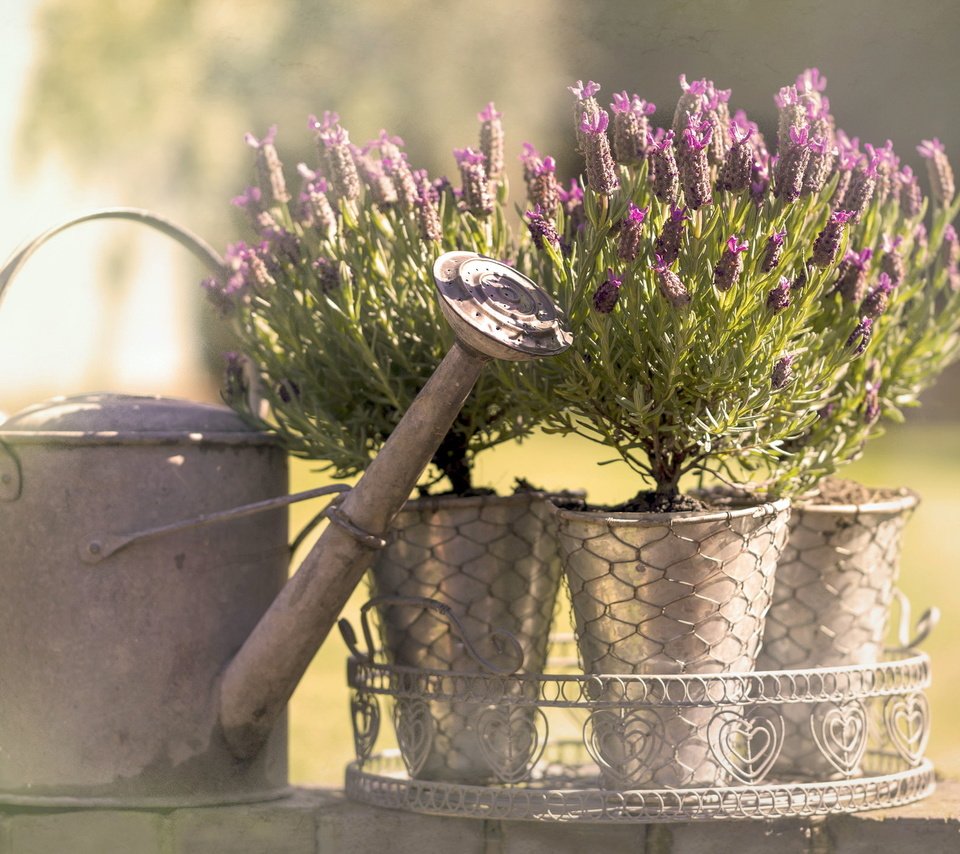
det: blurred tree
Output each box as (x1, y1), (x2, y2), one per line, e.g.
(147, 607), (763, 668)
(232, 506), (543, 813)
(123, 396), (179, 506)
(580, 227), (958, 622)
(16, 0), (582, 382)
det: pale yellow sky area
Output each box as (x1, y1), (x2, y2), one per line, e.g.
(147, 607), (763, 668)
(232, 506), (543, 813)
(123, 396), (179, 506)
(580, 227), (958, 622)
(0, 2), (193, 421)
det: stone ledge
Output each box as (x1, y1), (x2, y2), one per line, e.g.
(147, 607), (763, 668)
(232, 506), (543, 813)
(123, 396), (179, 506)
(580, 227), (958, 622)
(0, 781), (956, 853)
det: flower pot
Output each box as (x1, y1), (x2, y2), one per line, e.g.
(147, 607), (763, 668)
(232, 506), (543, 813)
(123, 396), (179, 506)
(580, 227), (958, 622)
(367, 492), (562, 784)
(554, 497), (791, 788)
(756, 482), (919, 779)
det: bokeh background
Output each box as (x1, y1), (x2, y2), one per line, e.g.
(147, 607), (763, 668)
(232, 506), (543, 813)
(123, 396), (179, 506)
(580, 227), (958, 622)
(0, 0), (958, 784)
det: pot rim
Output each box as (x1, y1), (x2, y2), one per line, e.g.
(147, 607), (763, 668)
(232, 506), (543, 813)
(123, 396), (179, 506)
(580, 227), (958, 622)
(550, 495), (790, 527)
(794, 486), (919, 516)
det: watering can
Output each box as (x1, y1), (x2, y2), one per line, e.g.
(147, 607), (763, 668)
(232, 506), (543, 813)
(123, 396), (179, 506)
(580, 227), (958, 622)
(0, 210), (571, 807)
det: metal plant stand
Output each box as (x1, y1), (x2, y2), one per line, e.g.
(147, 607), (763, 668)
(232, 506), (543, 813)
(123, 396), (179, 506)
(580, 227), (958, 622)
(339, 610), (934, 823)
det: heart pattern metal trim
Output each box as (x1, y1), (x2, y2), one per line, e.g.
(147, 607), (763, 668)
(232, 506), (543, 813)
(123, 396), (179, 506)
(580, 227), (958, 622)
(810, 700), (868, 777)
(583, 709), (663, 788)
(709, 709), (784, 784)
(884, 692), (929, 765)
(393, 698), (435, 777)
(350, 691), (381, 764)
(476, 705), (548, 783)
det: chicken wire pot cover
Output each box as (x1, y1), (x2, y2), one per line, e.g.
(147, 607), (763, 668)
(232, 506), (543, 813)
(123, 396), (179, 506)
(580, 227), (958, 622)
(551, 497), (791, 788)
(756, 483), (920, 779)
(366, 492), (563, 784)
(341, 635), (934, 822)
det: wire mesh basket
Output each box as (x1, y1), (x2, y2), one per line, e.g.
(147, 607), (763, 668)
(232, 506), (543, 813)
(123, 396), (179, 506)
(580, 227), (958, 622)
(339, 610), (934, 823)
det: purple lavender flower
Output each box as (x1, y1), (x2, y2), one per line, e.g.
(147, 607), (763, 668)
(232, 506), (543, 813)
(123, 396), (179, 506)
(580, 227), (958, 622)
(717, 121), (755, 194)
(526, 206), (561, 251)
(617, 203), (649, 261)
(771, 354), (795, 390)
(649, 129), (680, 205)
(836, 248), (873, 302)
(774, 124), (812, 203)
(845, 316), (873, 356)
(653, 205), (689, 266)
(766, 276), (792, 313)
(678, 118), (713, 209)
(610, 92), (654, 165)
(478, 102), (505, 184)
(714, 235), (749, 292)
(570, 79), (602, 153)
(672, 75), (707, 133)
(898, 165), (924, 218)
(317, 124), (361, 201)
(592, 268), (623, 313)
(295, 164), (335, 234)
(801, 133), (834, 197)
(245, 125), (291, 206)
(580, 109), (619, 195)
(531, 156), (561, 215)
(942, 224), (960, 270)
(843, 152), (880, 222)
(761, 229), (787, 273)
(879, 234), (905, 286)
(812, 209), (854, 268)
(454, 147), (493, 217)
(861, 272), (895, 318)
(413, 170), (442, 242)
(917, 138), (955, 206)
(774, 84), (806, 153)
(653, 254), (691, 308)
(354, 147), (398, 207)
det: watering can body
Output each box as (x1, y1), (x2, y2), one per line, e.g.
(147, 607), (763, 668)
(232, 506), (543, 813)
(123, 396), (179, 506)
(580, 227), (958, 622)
(0, 393), (291, 806)
(0, 212), (572, 807)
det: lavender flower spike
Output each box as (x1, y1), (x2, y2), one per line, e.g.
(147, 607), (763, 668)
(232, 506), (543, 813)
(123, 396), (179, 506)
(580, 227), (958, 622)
(861, 272), (895, 318)
(245, 125), (291, 206)
(713, 235), (749, 292)
(570, 79), (602, 153)
(845, 316), (874, 356)
(774, 124), (812, 203)
(917, 137), (956, 206)
(761, 229), (787, 273)
(653, 204), (689, 265)
(478, 101), (505, 183)
(812, 209), (854, 268)
(766, 276), (792, 313)
(617, 203), (648, 261)
(592, 268), (623, 313)
(580, 109), (619, 195)
(454, 147), (493, 217)
(318, 124), (361, 201)
(653, 254), (692, 308)
(678, 118), (713, 209)
(649, 129), (680, 205)
(717, 121), (754, 194)
(610, 91), (650, 165)
(525, 205), (561, 251)
(771, 354), (795, 390)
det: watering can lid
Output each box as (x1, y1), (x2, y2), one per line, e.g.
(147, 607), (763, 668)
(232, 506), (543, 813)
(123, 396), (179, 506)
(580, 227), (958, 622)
(0, 393), (279, 446)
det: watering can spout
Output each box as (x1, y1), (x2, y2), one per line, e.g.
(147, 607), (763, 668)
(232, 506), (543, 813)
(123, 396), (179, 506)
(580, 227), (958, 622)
(217, 251), (572, 759)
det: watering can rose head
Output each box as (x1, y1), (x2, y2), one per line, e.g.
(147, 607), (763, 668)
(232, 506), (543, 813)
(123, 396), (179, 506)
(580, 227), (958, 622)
(202, 104), (539, 497)
(511, 69), (960, 502)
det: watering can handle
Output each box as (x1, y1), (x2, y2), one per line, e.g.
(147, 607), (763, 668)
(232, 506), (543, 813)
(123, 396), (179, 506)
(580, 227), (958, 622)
(0, 208), (227, 308)
(78, 483), (353, 564)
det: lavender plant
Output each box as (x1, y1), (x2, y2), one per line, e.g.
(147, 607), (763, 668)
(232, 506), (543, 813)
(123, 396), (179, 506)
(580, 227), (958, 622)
(514, 72), (960, 505)
(202, 106), (527, 494)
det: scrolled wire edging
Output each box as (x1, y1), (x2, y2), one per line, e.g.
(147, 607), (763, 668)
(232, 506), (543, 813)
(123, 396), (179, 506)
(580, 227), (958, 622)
(347, 650), (931, 708)
(344, 748), (936, 823)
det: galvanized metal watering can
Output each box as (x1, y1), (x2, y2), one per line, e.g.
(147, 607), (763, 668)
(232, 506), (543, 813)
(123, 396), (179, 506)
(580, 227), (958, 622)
(0, 210), (571, 807)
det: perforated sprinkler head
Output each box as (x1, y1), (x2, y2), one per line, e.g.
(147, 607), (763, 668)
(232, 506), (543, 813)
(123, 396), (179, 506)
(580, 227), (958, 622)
(433, 251), (572, 361)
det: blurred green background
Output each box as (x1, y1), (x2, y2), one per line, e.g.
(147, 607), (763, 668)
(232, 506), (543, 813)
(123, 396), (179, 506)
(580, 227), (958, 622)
(0, 0), (957, 784)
